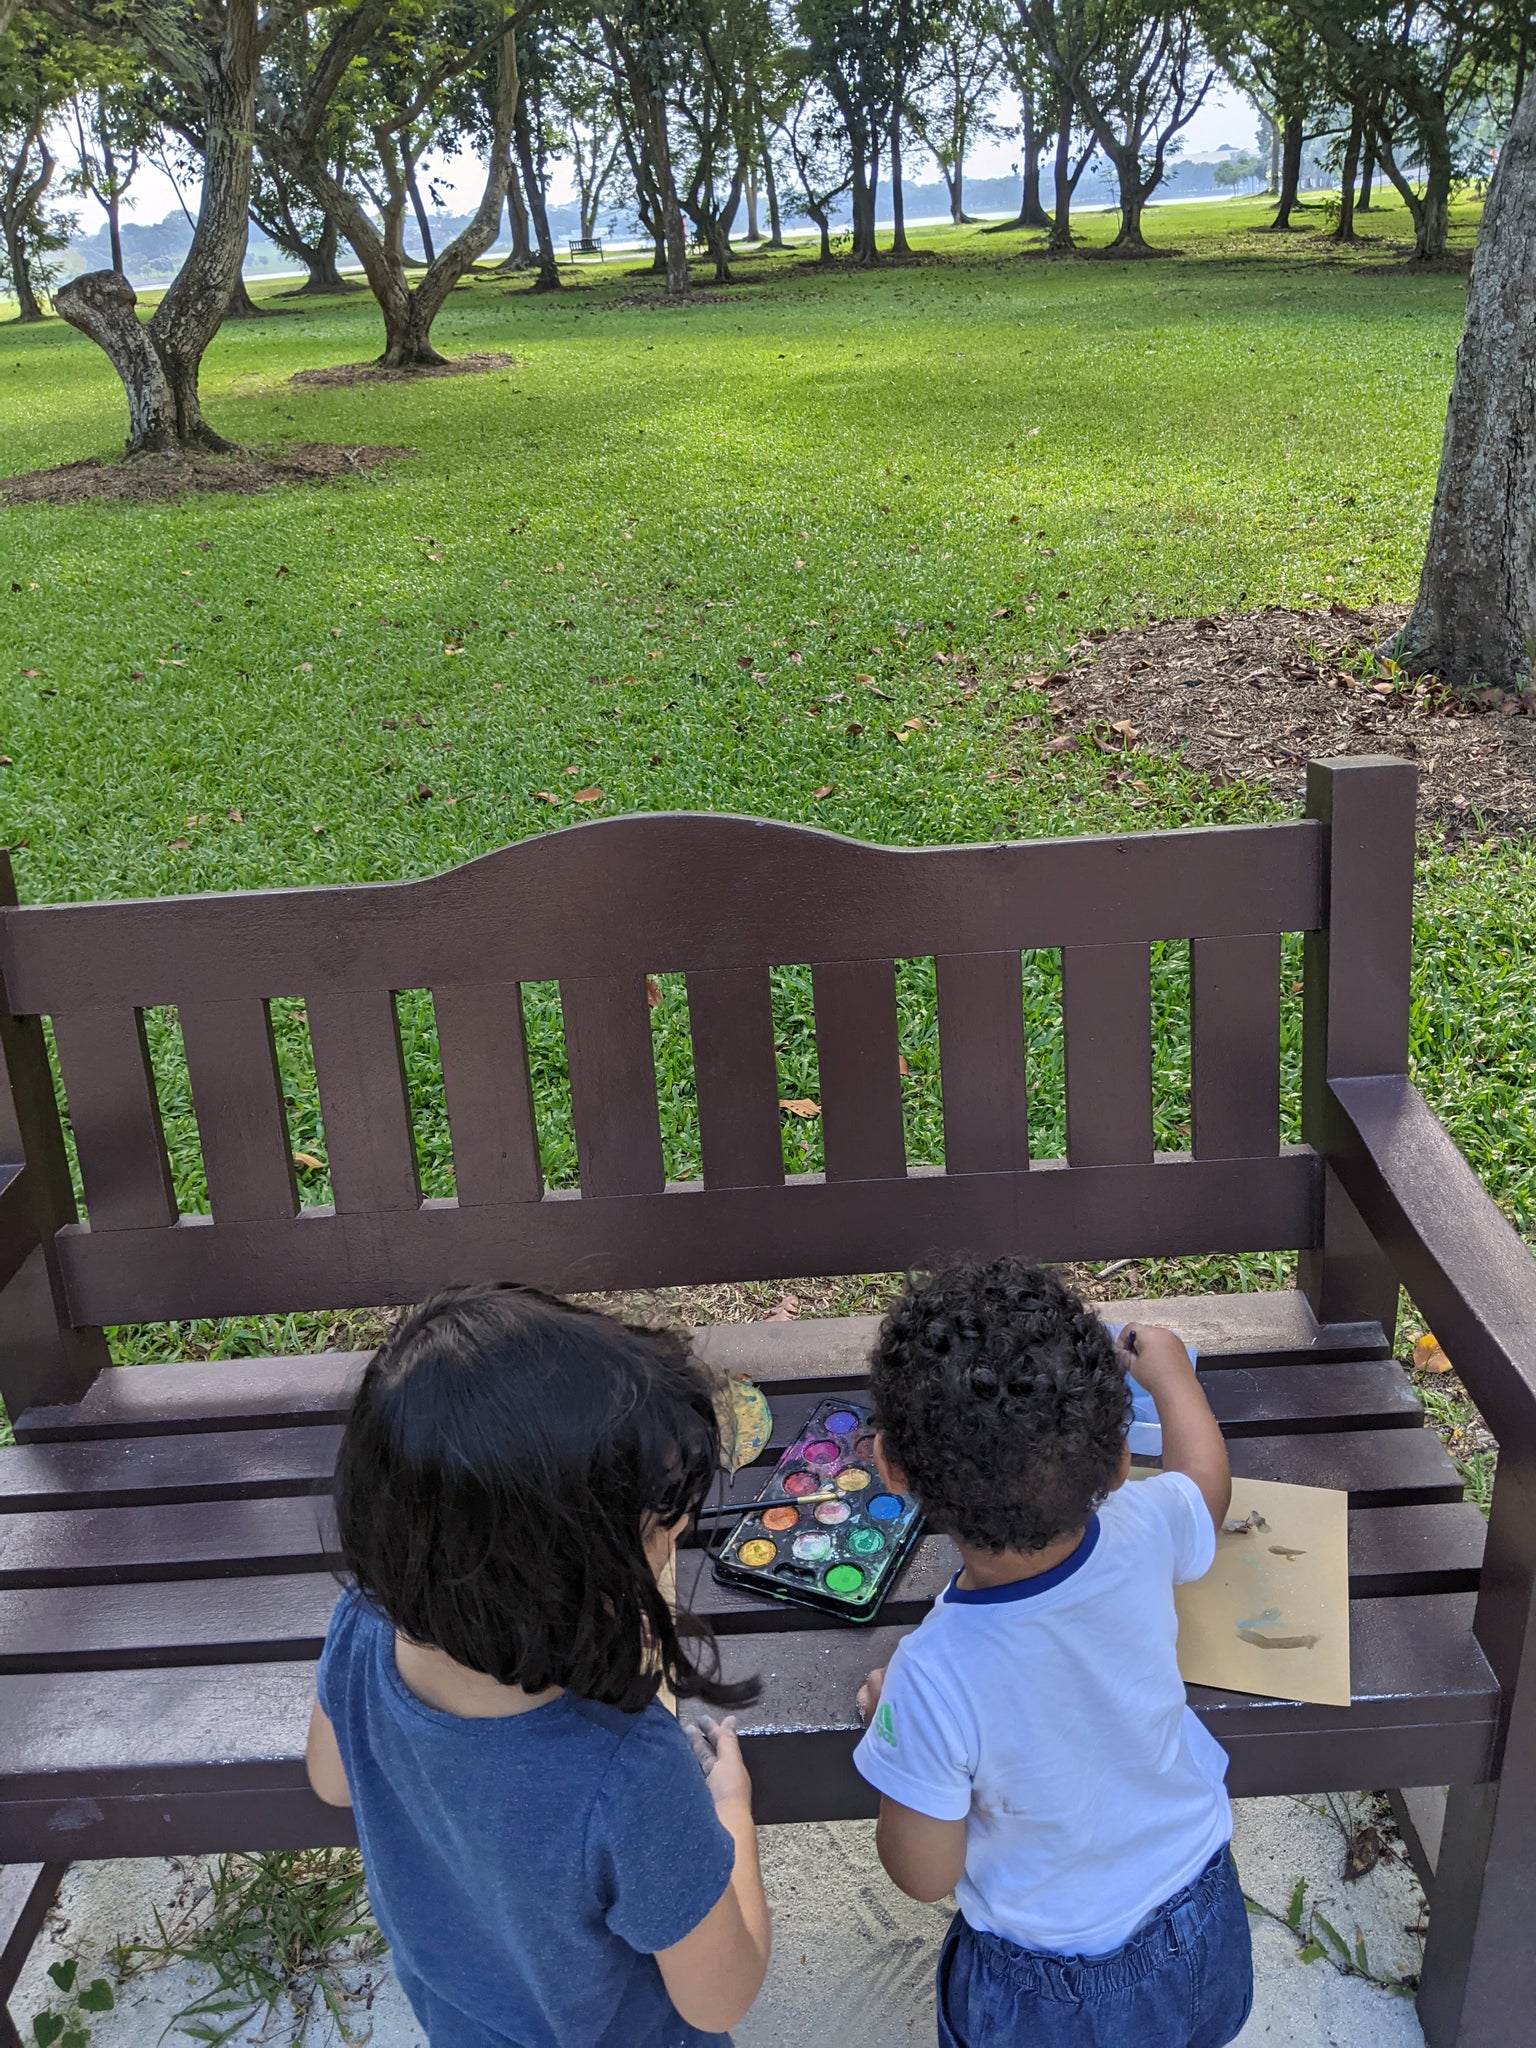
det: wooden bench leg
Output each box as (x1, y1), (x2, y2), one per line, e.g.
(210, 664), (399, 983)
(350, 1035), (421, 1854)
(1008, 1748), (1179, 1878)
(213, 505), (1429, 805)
(1417, 1464), (1536, 2047)
(0, 1863), (67, 2048)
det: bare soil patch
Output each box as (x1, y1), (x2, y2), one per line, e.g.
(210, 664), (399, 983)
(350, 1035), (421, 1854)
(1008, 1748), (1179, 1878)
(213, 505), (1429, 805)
(289, 352), (514, 387)
(0, 442), (413, 508)
(1037, 603), (1536, 836)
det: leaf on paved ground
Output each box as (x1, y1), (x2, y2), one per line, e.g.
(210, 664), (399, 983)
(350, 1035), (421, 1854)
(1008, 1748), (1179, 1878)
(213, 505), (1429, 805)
(779, 1098), (820, 1118)
(1285, 1877), (1307, 1930)
(572, 786), (604, 802)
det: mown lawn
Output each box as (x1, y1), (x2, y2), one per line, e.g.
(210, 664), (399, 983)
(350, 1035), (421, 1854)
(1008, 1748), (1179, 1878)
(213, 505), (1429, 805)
(3, 190), (1533, 1384)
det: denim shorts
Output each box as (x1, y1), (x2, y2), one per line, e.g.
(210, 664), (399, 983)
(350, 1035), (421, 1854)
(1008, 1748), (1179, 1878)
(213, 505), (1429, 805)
(935, 1844), (1254, 2048)
(392, 1960), (731, 2048)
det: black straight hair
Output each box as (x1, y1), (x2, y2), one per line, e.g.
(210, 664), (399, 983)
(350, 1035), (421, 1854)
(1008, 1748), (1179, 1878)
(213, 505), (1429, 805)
(334, 1281), (756, 1713)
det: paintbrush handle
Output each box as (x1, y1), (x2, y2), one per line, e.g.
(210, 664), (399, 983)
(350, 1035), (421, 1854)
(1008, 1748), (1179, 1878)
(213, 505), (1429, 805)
(696, 1490), (838, 1523)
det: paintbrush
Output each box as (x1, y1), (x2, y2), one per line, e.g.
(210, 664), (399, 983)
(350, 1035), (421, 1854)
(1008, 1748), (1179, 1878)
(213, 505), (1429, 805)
(695, 1487), (853, 1524)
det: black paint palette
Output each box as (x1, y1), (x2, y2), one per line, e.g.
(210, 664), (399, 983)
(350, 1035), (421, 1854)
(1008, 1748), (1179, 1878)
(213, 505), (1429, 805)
(712, 1397), (923, 1623)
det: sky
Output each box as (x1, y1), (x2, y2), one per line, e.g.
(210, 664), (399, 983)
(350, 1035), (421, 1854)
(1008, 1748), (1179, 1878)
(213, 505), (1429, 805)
(101, 77), (1259, 233)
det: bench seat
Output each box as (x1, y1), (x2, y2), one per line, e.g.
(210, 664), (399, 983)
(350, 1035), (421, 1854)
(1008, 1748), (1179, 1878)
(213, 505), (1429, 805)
(0, 1294), (1496, 1855)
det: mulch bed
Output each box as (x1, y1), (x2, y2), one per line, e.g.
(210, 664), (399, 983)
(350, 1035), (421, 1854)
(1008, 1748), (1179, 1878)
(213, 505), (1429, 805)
(0, 442), (413, 507)
(289, 352), (515, 387)
(1036, 603), (1536, 836)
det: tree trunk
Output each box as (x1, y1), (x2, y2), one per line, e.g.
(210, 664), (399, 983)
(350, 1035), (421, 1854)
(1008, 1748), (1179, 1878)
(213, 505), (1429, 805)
(1267, 114), (1280, 194)
(224, 271), (265, 317)
(1260, 112), (1304, 229)
(1357, 144), (1375, 209)
(405, 161), (436, 265)
(1333, 110), (1361, 241)
(761, 124), (784, 247)
(515, 97), (561, 290)
(850, 150), (878, 265)
(3, 218), (44, 320)
(495, 178), (532, 271)
(1047, 82), (1075, 251)
(106, 191), (124, 276)
(807, 196), (832, 263)
(53, 270), (180, 450)
(1020, 91), (1052, 229)
(59, 0), (260, 454)
(1105, 158), (1151, 254)
(889, 109), (910, 255)
(299, 216), (353, 292)
(1397, 77), (1536, 693)
(744, 164), (760, 241)
(632, 77), (689, 295)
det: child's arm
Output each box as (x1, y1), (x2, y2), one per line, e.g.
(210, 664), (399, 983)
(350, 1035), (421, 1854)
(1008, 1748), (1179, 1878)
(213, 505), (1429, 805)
(656, 1716), (770, 2033)
(1119, 1325), (1231, 1529)
(857, 1668), (967, 1904)
(304, 1703), (352, 1808)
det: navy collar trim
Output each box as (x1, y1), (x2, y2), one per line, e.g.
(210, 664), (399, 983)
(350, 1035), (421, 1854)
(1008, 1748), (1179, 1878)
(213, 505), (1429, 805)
(942, 1516), (1101, 1605)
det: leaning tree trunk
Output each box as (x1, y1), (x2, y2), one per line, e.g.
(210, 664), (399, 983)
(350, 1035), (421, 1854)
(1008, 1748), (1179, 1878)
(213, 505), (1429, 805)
(495, 179), (532, 271)
(57, 0), (259, 454)
(1357, 144), (1375, 209)
(1396, 76), (1536, 693)
(514, 98), (561, 291)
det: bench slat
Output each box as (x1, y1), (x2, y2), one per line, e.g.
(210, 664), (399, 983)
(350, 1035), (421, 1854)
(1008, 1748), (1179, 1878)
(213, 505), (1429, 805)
(0, 1362), (1424, 1518)
(433, 981), (543, 1205)
(1191, 934), (1281, 1159)
(50, 1006), (177, 1230)
(935, 950), (1031, 1173)
(0, 1428), (338, 1515)
(8, 1293), (1393, 1443)
(0, 1495), (333, 1588)
(304, 990), (420, 1213)
(179, 998), (299, 1222)
(688, 968), (784, 1191)
(0, 1594), (1499, 1857)
(0, 1502), (1486, 1671)
(1229, 1427), (1464, 1504)
(1062, 943), (1154, 1167)
(561, 973), (666, 1196)
(812, 959), (906, 1181)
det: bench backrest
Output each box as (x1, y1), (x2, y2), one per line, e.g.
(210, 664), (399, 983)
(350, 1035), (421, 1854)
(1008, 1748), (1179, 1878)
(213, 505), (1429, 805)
(0, 758), (1415, 1341)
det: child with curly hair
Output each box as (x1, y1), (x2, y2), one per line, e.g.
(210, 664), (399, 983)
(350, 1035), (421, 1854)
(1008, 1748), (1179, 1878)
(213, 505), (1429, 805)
(853, 1260), (1251, 2048)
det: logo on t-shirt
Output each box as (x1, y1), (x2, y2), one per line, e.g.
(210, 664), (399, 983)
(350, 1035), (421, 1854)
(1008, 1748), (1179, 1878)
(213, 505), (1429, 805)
(873, 1701), (897, 1748)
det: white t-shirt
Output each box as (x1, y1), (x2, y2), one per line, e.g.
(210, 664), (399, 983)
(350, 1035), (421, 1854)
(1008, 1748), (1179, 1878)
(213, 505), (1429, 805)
(852, 1470), (1231, 1957)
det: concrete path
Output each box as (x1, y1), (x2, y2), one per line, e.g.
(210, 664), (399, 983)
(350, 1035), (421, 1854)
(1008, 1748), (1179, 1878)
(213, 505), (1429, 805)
(12, 1796), (1426, 2047)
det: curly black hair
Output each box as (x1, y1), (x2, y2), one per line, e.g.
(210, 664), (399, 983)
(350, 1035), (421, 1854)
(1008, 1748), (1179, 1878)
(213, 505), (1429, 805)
(871, 1260), (1130, 1554)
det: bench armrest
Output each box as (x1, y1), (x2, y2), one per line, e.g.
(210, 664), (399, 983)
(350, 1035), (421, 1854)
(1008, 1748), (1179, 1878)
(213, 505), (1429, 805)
(1327, 1075), (1536, 1447)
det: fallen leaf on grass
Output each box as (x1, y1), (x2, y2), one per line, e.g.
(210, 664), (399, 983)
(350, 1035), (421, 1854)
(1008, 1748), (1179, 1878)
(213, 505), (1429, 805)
(898, 1054), (910, 1076)
(167, 838), (190, 851)
(647, 976), (662, 1008)
(1411, 1331), (1452, 1373)
(812, 785), (835, 799)
(534, 791), (561, 804)
(765, 1292), (801, 1321)
(293, 1151), (324, 1171)
(572, 786), (604, 802)
(1110, 719), (1140, 743)
(1047, 735), (1079, 753)
(779, 1097), (821, 1118)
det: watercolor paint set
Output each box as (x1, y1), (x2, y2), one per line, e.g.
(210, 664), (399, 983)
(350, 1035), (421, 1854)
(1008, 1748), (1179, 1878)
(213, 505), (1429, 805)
(712, 1397), (923, 1622)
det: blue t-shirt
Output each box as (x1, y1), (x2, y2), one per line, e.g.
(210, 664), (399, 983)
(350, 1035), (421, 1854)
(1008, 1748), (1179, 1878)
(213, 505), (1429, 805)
(317, 1589), (737, 2048)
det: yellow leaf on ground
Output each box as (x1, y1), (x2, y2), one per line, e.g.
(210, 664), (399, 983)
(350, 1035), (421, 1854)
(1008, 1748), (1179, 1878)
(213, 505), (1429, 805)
(779, 1097), (820, 1118)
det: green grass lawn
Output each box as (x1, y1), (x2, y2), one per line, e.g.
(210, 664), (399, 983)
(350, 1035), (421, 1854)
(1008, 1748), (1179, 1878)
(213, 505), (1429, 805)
(3, 189), (1534, 1386)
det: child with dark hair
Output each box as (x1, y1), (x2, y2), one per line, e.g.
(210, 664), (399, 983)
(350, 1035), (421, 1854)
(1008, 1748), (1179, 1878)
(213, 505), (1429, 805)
(305, 1281), (770, 2048)
(853, 1260), (1252, 2048)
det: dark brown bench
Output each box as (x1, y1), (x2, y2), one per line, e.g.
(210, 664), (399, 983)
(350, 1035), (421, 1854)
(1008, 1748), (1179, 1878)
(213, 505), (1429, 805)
(1, 755), (1533, 2047)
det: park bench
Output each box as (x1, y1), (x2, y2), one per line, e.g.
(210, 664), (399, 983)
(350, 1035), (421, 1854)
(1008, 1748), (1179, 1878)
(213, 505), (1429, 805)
(567, 235), (604, 261)
(0, 754), (1533, 2047)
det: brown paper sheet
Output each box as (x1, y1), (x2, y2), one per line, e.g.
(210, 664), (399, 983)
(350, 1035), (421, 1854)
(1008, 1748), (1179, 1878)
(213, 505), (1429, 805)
(1139, 1473), (1352, 1708)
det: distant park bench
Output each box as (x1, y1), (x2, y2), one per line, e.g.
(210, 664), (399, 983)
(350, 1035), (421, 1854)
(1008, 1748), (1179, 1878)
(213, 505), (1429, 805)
(1, 756), (1534, 2047)
(567, 236), (604, 261)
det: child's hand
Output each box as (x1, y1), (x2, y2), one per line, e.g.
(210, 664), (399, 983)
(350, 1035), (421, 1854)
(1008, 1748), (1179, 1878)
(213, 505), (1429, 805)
(1116, 1324), (1195, 1395)
(857, 1666), (887, 1727)
(689, 1714), (753, 1816)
